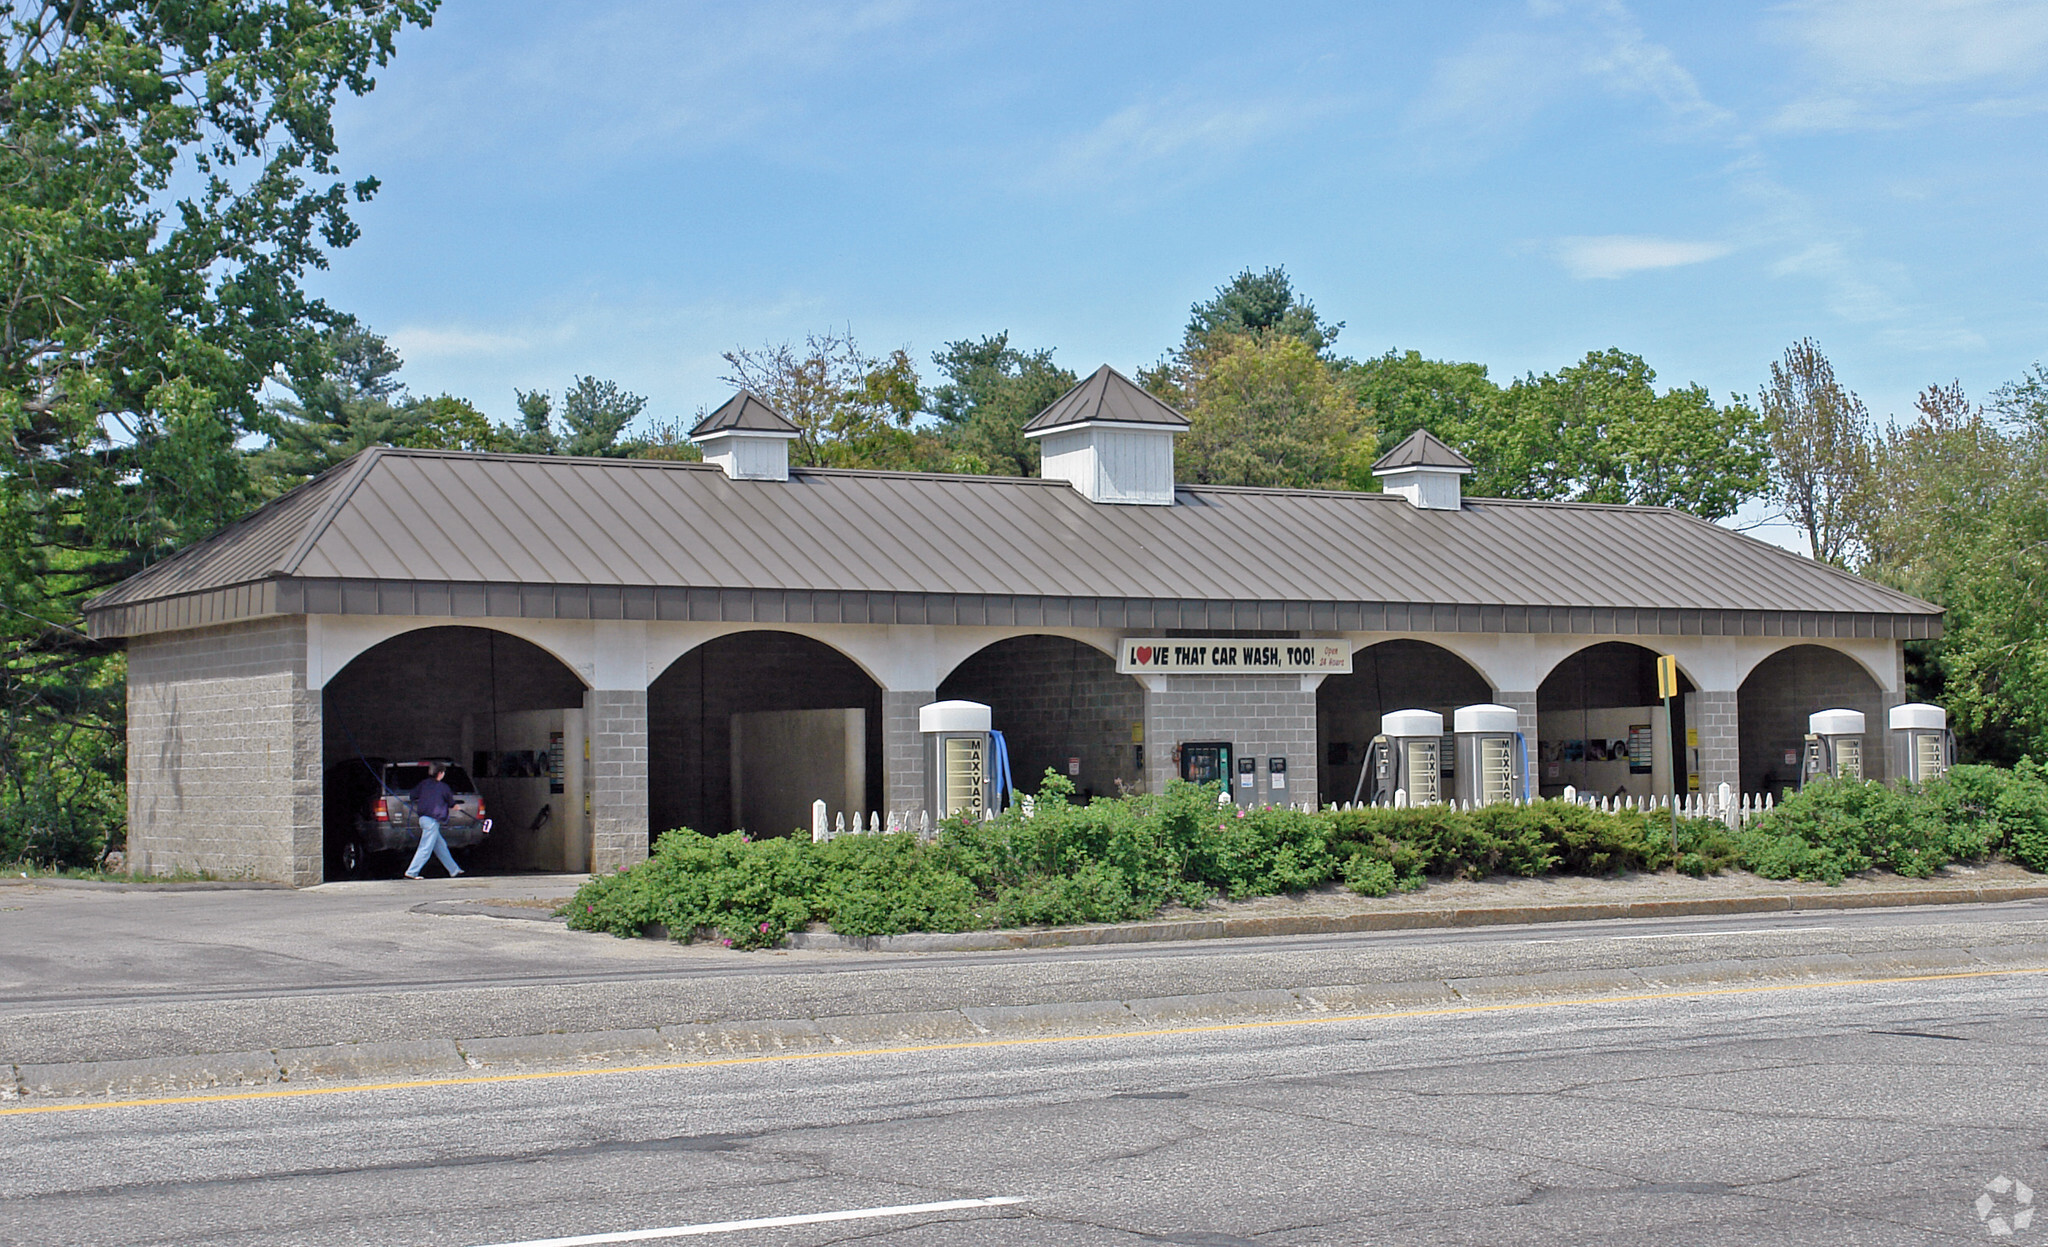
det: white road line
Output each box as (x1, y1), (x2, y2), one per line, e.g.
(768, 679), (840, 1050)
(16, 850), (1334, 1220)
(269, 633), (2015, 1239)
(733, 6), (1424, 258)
(467, 1197), (1028, 1246)
(1612, 927), (1834, 940)
(1529, 926), (1835, 944)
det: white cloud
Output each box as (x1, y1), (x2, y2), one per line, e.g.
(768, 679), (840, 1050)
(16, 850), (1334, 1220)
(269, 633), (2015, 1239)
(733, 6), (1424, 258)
(1033, 93), (1335, 196)
(1774, 0), (2048, 90)
(1768, 0), (2048, 131)
(389, 326), (534, 361)
(344, 0), (929, 167)
(1403, 0), (1734, 159)
(1873, 324), (1989, 352)
(1554, 234), (1734, 279)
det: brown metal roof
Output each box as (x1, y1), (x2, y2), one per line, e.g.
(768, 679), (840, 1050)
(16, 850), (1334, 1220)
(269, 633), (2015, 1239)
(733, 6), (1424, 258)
(689, 389), (799, 437)
(1373, 428), (1473, 472)
(82, 446), (1941, 640)
(1021, 365), (1191, 433)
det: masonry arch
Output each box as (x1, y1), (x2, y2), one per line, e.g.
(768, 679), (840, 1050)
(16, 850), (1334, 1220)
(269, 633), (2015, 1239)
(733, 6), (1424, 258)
(322, 625), (591, 878)
(1535, 641), (1696, 798)
(648, 630), (884, 840)
(1738, 643), (1888, 794)
(937, 634), (1146, 802)
(1316, 640), (1491, 804)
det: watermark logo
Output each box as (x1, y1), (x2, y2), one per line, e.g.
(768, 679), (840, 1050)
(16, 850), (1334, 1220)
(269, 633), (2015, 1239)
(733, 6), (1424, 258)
(1976, 1176), (2036, 1238)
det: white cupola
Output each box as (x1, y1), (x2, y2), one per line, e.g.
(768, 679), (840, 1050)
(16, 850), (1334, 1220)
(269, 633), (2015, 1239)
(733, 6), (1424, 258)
(1023, 365), (1189, 505)
(1371, 429), (1474, 510)
(690, 390), (801, 481)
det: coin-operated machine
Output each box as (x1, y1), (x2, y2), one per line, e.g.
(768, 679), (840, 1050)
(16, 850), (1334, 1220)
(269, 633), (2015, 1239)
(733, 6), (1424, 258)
(920, 700), (994, 820)
(1453, 703), (1527, 807)
(1177, 740), (1234, 800)
(1355, 709), (1445, 806)
(1889, 702), (1954, 783)
(1800, 708), (1867, 788)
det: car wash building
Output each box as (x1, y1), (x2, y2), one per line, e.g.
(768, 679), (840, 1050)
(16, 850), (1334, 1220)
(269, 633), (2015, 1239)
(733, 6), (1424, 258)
(84, 366), (1942, 884)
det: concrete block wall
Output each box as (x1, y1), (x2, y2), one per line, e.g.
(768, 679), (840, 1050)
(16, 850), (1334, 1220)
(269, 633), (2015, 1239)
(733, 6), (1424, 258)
(938, 636), (1147, 801)
(1144, 677), (1320, 807)
(587, 690), (648, 872)
(883, 690), (930, 815)
(126, 617), (320, 885)
(1738, 644), (1892, 794)
(1693, 691), (1740, 795)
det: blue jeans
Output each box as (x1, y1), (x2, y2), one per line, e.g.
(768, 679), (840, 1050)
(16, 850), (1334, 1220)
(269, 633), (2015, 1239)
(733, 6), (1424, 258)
(406, 815), (461, 878)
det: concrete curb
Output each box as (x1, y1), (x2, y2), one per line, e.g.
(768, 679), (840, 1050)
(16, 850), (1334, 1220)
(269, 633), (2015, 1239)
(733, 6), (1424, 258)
(0, 876), (291, 892)
(9, 945), (2045, 1105)
(775, 883), (2048, 952)
(410, 900), (567, 923)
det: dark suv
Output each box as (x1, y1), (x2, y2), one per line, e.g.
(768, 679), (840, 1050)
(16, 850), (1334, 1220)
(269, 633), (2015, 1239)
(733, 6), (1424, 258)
(324, 757), (490, 879)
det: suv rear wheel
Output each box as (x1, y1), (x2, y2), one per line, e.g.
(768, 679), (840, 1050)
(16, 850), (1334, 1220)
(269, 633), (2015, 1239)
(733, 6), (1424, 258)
(335, 835), (370, 881)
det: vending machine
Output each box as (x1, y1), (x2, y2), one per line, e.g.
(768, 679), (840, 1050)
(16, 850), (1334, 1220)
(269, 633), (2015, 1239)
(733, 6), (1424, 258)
(1452, 703), (1527, 806)
(1888, 703), (1953, 783)
(920, 700), (993, 820)
(1800, 708), (1867, 787)
(1356, 709), (1445, 806)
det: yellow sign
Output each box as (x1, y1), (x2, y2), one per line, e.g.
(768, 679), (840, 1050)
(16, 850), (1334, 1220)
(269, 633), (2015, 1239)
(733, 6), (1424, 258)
(1655, 654), (1680, 700)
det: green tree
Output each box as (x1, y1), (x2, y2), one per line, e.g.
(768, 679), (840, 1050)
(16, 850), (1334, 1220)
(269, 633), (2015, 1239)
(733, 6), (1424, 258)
(0, 0), (435, 864)
(926, 333), (1076, 476)
(1180, 267), (1341, 359)
(1337, 350), (1509, 493)
(256, 321), (495, 487)
(1488, 349), (1767, 520)
(719, 331), (929, 469)
(1863, 370), (2048, 762)
(500, 389), (560, 456)
(557, 376), (646, 458)
(1153, 333), (1369, 490)
(1759, 339), (1873, 565)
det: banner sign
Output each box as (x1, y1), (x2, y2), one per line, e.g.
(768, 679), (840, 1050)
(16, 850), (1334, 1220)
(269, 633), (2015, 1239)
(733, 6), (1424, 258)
(1116, 638), (1352, 675)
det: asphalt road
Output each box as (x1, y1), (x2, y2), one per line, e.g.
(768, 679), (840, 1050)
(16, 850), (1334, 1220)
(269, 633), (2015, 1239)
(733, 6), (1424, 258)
(5, 968), (2045, 1246)
(5, 878), (2048, 1066)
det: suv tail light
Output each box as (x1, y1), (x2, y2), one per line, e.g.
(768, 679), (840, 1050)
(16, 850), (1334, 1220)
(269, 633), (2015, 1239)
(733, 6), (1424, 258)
(373, 797), (390, 822)
(474, 798), (485, 817)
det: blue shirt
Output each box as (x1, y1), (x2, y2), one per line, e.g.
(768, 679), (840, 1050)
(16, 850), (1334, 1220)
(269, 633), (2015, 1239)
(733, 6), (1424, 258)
(410, 777), (456, 821)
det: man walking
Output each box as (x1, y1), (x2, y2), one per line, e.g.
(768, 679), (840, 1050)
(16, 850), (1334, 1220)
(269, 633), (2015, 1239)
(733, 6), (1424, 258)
(405, 762), (465, 880)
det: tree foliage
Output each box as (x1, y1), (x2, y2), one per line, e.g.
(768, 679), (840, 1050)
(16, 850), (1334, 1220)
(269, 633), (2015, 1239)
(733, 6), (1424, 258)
(926, 333), (1075, 476)
(1760, 338), (1872, 565)
(1857, 369), (2048, 762)
(1493, 349), (1767, 520)
(1162, 334), (1367, 489)
(0, 0), (435, 863)
(720, 330), (927, 469)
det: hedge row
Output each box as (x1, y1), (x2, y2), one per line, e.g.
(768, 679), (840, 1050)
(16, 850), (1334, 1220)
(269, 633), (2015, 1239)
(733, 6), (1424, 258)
(563, 763), (2048, 950)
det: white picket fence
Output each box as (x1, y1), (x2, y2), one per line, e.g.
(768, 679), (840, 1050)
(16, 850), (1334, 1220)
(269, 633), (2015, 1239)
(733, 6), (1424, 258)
(1317, 782), (1775, 830)
(808, 784), (1779, 843)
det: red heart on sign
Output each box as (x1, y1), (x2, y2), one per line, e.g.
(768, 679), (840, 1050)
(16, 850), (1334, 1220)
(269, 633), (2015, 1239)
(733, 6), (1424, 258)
(1134, 646), (1153, 664)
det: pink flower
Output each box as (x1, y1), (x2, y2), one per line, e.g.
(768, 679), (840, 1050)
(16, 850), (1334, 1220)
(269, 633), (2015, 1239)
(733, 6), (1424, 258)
(759, 921), (770, 932)
(722, 937), (733, 947)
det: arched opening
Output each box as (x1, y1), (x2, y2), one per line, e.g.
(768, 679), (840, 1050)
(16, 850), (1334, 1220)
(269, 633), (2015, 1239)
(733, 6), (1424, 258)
(322, 626), (589, 878)
(1739, 644), (1888, 796)
(648, 631), (883, 839)
(1316, 640), (1491, 803)
(937, 635), (1145, 802)
(1536, 641), (1696, 798)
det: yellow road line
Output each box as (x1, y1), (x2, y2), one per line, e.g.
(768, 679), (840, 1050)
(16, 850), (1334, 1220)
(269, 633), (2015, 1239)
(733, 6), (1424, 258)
(5, 964), (2042, 1119)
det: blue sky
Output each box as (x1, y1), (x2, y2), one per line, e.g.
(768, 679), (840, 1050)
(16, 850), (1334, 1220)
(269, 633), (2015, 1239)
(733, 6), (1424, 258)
(316, 0), (2048, 520)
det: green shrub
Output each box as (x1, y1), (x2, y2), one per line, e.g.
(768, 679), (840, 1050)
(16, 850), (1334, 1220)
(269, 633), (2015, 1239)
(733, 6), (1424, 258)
(561, 765), (2048, 947)
(1995, 758), (2048, 872)
(1342, 853), (1398, 897)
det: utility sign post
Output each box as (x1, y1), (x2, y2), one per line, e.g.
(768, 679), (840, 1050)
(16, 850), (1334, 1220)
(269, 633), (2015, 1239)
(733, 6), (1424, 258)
(1656, 654), (1681, 852)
